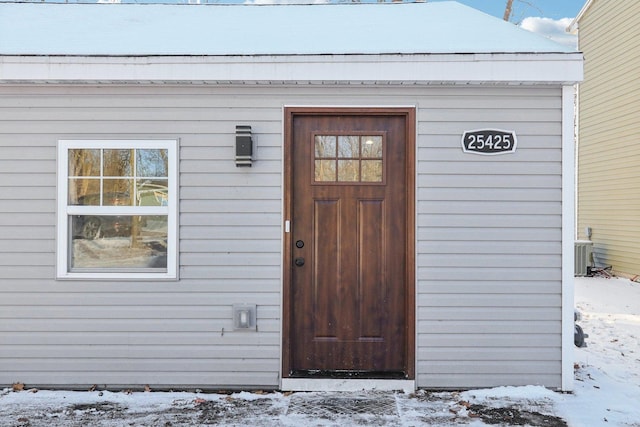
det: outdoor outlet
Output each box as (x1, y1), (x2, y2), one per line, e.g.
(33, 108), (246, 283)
(233, 304), (257, 331)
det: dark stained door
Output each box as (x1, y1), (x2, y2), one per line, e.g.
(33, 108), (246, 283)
(286, 110), (414, 378)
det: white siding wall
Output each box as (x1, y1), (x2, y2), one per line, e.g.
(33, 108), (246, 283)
(0, 84), (563, 389)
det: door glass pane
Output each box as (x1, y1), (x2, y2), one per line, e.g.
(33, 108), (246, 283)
(338, 136), (359, 158)
(338, 160), (359, 182)
(315, 136), (336, 158)
(361, 136), (383, 158)
(314, 134), (384, 183)
(315, 160), (336, 181)
(361, 160), (383, 182)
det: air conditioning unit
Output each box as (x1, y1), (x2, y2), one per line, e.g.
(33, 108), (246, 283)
(575, 240), (593, 277)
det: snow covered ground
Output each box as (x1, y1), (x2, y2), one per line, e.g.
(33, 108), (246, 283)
(564, 275), (640, 426)
(1, 276), (638, 426)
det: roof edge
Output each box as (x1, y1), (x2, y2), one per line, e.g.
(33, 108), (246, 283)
(569, 0), (594, 32)
(0, 53), (584, 85)
(0, 51), (577, 58)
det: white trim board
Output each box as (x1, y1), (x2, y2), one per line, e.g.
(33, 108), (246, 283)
(561, 85), (577, 392)
(0, 53), (583, 84)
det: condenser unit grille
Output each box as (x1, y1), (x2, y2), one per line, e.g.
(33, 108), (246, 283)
(575, 240), (593, 277)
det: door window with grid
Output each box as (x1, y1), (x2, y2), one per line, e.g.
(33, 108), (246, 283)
(314, 134), (384, 183)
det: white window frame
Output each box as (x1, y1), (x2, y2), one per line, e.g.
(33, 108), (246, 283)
(57, 139), (178, 280)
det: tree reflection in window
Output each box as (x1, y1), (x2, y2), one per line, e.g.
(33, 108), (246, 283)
(65, 144), (170, 271)
(314, 135), (383, 183)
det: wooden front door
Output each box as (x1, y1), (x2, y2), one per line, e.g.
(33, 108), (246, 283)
(284, 108), (415, 379)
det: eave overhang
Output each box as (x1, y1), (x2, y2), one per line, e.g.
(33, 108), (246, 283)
(0, 53), (583, 85)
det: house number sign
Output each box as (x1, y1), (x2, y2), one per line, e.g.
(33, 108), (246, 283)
(462, 129), (517, 155)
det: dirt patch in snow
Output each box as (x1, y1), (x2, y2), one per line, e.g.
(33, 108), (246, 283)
(468, 405), (568, 426)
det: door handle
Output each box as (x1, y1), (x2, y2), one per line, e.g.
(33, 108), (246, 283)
(294, 257), (305, 267)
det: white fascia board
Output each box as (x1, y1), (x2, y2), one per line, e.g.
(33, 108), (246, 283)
(569, 0), (594, 32)
(0, 53), (583, 84)
(561, 85), (576, 392)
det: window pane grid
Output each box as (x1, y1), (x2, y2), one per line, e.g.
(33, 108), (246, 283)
(68, 148), (169, 207)
(314, 134), (383, 183)
(60, 141), (174, 276)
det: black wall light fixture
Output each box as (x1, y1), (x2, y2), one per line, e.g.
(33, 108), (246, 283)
(235, 125), (253, 167)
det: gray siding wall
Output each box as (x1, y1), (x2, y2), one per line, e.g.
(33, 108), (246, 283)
(417, 87), (563, 388)
(0, 84), (563, 389)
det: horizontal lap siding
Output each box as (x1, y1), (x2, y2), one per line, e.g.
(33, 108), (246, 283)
(0, 85), (286, 389)
(416, 86), (563, 389)
(577, 1), (640, 276)
(0, 84), (563, 390)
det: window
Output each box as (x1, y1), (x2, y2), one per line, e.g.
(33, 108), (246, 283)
(57, 140), (178, 279)
(314, 134), (384, 183)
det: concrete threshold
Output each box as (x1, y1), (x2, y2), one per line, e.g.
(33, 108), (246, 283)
(281, 379), (415, 393)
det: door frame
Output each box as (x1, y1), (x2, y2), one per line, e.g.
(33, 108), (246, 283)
(282, 106), (416, 381)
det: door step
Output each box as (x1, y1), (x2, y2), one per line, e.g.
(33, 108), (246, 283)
(281, 378), (415, 392)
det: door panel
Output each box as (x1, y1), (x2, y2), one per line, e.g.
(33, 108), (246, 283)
(285, 109), (414, 378)
(314, 198), (339, 339)
(359, 199), (385, 339)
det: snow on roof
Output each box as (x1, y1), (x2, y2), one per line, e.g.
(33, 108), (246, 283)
(0, 1), (575, 56)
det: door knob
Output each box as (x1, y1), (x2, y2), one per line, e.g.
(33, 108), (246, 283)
(294, 257), (305, 267)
